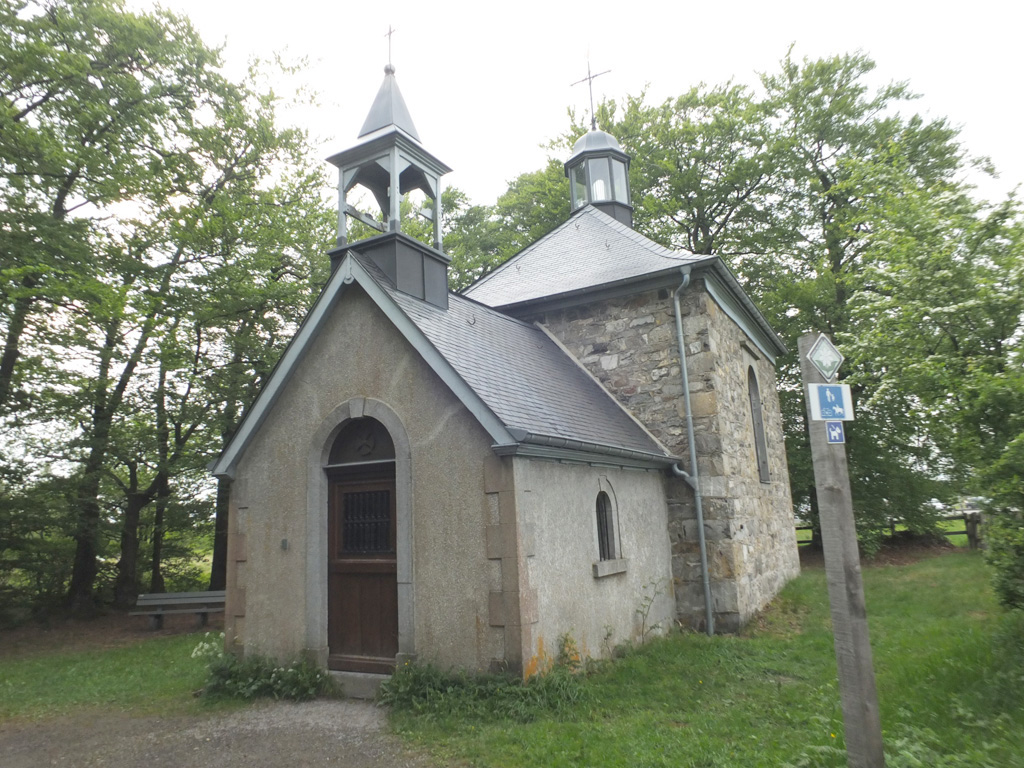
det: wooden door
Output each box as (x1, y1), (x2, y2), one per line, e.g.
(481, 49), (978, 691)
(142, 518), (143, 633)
(327, 475), (398, 673)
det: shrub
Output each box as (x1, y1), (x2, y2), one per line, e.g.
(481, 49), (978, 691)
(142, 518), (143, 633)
(380, 655), (591, 723)
(985, 509), (1024, 610)
(990, 608), (1024, 708)
(194, 634), (339, 701)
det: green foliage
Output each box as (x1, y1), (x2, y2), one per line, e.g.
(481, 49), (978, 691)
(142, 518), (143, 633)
(0, 0), (334, 613)
(202, 654), (338, 702)
(990, 608), (1024, 706)
(380, 650), (592, 723)
(986, 511), (1024, 610)
(0, 467), (78, 623)
(198, 636), (339, 701)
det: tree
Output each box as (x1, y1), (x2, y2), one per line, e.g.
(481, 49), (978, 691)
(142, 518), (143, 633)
(0, 0), (223, 414)
(0, 0), (334, 615)
(588, 87), (786, 259)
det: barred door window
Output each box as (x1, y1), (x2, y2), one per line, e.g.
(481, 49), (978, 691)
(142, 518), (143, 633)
(340, 489), (394, 554)
(596, 491), (615, 561)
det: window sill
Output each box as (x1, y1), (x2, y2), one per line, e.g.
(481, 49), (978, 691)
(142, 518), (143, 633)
(592, 558), (628, 578)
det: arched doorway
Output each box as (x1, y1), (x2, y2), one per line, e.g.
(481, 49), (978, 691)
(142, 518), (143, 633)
(325, 417), (398, 673)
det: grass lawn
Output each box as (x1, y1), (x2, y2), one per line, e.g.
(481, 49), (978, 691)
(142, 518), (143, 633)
(389, 551), (1024, 767)
(1, 551), (1019, 766)
(0, 630), (218, 719)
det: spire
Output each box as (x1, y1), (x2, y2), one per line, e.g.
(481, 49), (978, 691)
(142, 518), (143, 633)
(358, 64), (421, 141)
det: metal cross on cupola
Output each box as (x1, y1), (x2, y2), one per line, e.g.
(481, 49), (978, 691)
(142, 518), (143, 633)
(565, 61), (634, 228)
(571, 60), (610, 132)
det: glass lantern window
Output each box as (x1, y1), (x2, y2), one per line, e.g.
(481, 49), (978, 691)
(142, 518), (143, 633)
(611, 158), (629, 203)
(590, 157), (612, 201)
(572, 163), (588, 209)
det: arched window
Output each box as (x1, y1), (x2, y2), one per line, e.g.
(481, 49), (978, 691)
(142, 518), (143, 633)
(596, 491), (615, 561)
(747, 367), (770, 483)
(327, 417), (395, 466)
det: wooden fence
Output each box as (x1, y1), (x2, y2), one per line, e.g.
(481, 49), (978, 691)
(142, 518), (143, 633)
(796, 512), (982, 550)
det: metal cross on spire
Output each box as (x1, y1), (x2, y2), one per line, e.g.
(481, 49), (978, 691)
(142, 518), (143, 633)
(385, 24), (397, 69)
(570, 60), (611, 131)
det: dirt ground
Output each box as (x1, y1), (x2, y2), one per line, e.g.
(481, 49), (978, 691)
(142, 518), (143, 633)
(0, 699), (440, 768)
(797, 535), (958, 569)
(1, 610), (229, 657)
(0, 613), (442, 768)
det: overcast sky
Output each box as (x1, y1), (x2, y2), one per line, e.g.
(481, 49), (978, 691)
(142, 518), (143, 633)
(133, 0), (1021, 205)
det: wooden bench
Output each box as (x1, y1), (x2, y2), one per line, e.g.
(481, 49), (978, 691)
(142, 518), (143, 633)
(131, 590), (226, 630)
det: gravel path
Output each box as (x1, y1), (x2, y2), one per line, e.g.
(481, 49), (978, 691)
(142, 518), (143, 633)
(0, 700), (442, 768)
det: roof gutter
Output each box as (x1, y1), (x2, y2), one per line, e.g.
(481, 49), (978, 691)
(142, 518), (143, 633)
(673, 266), (715, 637)
(494, 429), (679, 470)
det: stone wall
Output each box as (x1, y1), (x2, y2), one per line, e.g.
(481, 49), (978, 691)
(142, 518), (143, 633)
(525, 279), (799, 630)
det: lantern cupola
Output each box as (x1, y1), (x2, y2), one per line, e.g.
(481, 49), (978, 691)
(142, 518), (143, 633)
(564, 129), (633, 227)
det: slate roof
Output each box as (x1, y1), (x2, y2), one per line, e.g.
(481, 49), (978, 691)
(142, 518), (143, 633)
(463, 206), (712, 309)
(356, 253), (673, 462)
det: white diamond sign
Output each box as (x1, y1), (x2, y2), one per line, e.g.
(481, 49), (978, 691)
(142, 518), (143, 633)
(807, 334), (844, 382)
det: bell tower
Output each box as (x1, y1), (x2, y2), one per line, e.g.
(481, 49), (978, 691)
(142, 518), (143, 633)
(327, 64), (452, 309)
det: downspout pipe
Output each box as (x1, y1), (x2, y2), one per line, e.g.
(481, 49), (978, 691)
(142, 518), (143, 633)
(672, 266), (715, 636)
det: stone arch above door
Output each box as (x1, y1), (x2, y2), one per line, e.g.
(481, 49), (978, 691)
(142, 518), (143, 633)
(305, 398), (414, 668)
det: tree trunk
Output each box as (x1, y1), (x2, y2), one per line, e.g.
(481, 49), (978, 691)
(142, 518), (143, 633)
(113, 489), (147, 608)
(66, 255), (179, 613)
(209, 476), (230, 591)
(0, 286), (36, 412)
(66, 443), (107, 616)
(149, 480), (168, 594)
(66, 319), (120, 616)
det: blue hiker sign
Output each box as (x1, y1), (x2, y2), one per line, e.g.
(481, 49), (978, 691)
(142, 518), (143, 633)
(808, 383), (854, 421)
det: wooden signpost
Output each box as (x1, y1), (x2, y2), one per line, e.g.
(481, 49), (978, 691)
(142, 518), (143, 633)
(799, 333), (886, 768)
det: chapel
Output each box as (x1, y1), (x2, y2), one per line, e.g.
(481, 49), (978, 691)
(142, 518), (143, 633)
(211, 65), (800, 684)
